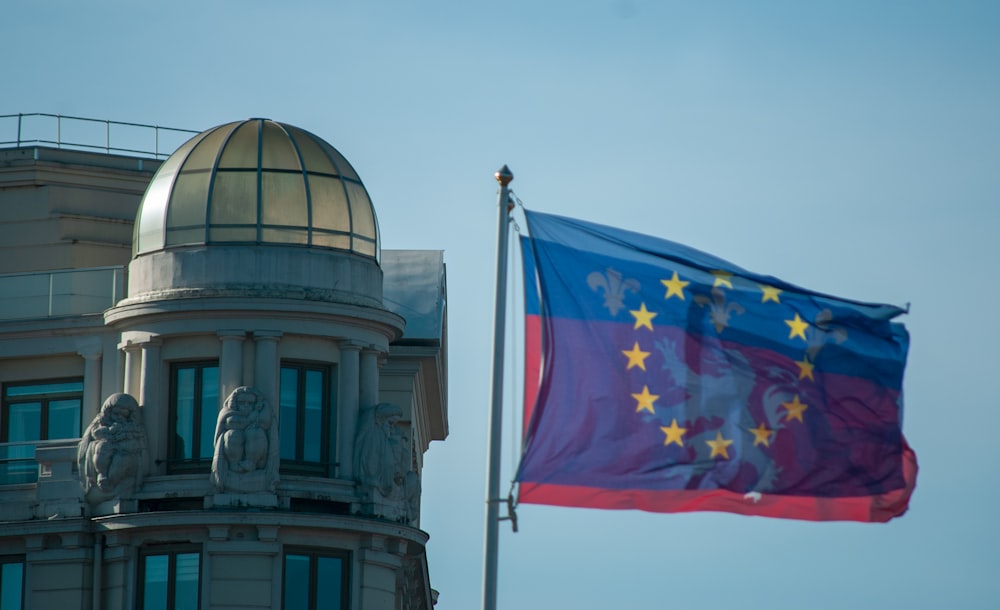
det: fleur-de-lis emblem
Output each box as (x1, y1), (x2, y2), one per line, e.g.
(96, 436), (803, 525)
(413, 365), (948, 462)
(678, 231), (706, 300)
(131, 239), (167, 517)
(694, 287), (745, 333)
(806, 309), (848, 359)
(587, 268), (640, 317)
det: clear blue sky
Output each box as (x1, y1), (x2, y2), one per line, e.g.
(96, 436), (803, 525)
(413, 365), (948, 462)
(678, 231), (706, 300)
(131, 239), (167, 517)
(5, 1), (998, 608)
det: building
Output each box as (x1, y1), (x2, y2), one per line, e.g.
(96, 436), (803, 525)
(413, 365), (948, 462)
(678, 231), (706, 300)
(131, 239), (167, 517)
(0, 115), (448, 609)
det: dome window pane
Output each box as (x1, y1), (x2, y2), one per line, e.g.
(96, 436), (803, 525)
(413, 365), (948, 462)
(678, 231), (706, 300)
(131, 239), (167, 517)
(345, 182), (375, 240)
(210, 172), (258, 225)
(217, 122), (259, 169)
(167, 171), (211, 230)
(261, 122), (302, 171)
(312, 232), (351, 250)
(287, 126), (338, 176)
(308, 175), (350, 233)
(261, 172), (307, 226)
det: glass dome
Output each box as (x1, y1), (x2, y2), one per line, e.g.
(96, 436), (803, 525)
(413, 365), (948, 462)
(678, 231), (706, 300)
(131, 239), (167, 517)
(133, 119), (379, 260)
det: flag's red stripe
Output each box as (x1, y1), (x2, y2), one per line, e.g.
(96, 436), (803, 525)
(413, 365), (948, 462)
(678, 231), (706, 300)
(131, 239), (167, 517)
(519, 440), (917, 523)
(523, 313), (542, 440)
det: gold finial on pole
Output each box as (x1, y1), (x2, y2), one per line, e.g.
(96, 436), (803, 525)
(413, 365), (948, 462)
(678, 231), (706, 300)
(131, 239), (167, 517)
(494, 164), (514, 187)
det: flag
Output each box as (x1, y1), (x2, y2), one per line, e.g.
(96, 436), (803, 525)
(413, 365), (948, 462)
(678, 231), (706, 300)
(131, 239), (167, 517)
(516, 210), (916, 522)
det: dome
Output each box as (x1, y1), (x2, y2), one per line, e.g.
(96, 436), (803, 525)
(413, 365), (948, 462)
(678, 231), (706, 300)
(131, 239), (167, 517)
(133, 119), (379, 261)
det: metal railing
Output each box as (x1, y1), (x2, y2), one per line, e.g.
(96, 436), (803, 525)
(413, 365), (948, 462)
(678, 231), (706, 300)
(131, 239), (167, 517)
(0, 113), (199, 159)
(0, 266), (124, 321)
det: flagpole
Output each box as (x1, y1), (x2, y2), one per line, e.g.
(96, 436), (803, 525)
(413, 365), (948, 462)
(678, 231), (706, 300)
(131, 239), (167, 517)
(483, 164), (513, 610)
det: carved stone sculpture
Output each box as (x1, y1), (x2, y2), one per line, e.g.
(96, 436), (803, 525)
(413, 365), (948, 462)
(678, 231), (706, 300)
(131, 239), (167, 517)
(354, 402), (420, 523)
(211, 386), (279, 494)
(77, 393), (148, 503)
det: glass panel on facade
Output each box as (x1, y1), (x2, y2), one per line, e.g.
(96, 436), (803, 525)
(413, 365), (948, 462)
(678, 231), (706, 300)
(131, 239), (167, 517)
(174, 553), (200, 610)
(283, 554), (310, 610)
(47, 399), (81, 439)
(208, 226), (257, 243)
(303, 370), (323, 462)
(0, 561), (23, 610)
(5, 381), (82, 397)
(142, 555), (169, 610)
(315, 556), (343, 610)
(199, 369), (219, 460)
(174, 368), (195, 460)
(279, 368), (298, 462)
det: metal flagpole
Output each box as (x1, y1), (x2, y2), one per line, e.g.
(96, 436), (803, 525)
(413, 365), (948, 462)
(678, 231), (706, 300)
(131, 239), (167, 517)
(483, 164), (513, 610)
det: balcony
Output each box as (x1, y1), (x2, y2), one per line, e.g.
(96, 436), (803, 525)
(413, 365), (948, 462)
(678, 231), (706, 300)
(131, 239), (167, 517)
(0, 267), (124, 321)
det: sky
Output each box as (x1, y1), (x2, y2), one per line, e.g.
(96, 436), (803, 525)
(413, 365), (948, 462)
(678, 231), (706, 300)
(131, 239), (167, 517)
(4, 1), (999, 608)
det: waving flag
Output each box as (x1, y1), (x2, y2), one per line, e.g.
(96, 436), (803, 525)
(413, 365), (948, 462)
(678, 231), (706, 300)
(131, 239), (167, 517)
(516, 211), (916, 522)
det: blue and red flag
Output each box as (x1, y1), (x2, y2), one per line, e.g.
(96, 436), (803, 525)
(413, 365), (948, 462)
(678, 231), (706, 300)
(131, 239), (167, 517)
(516, 210), (916, 522)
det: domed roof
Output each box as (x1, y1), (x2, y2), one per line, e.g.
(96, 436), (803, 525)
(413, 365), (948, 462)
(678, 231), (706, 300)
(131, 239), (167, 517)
(133, 119), (379, 260)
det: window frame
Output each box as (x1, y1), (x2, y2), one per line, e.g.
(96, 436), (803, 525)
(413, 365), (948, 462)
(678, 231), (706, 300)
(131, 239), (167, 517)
(136, 544), (202, 610)
(278, 361), (335, 475)
(167, 361), (220, 472)
(1, 378), (84, 443)
(281, 548), (350, 610)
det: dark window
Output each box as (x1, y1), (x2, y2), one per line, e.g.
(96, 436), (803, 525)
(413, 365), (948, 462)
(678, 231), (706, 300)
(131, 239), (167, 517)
(169, 362), (219, 470)
(282, 550), (348, 610)
(137, 547), (200, 610)
(1, 380), (82, 483)
(279, 363), (334, 473)
(0, 557), (23, 610)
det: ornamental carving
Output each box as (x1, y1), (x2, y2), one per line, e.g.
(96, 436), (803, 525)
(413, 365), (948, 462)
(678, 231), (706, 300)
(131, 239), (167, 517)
(211, 386), (280, 494)
(77, 393), (148, 503)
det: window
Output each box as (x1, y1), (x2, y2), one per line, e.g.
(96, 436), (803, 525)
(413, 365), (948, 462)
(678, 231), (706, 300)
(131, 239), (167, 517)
(138, 547), (200, 610)
(279, 363), (333, 473)
(282, 550), (348, 610)
(169, 362), (219, 470)
(1, 380), (82, 483)
(0, 557), (23, 610)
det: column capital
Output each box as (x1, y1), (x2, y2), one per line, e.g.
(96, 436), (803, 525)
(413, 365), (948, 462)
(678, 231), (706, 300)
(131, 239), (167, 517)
(339, 339), (366, 352)
(218, 330), (247, 341)
(253, 331), (283, 341)
(78, 347), (102, 360)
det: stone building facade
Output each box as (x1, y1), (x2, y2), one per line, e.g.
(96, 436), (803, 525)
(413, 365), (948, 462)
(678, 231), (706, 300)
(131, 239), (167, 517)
(0, 118), (448, 609)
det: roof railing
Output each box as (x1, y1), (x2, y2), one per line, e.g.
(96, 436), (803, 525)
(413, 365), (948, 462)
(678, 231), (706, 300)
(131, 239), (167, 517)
(0, 113), (199, 159)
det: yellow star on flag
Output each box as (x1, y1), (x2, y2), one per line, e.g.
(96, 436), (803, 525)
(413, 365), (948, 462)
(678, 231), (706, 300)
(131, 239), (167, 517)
(661, 419), (686, 447)
(760, 284), (783, 303)
(795, 356), (815, 381)
(706, 431), (734, 459)
(622, 342), (651, 371)
(748, 422), (773, 447)
(660, 272), (689, 300)
(781, 395), (808, 423)
(630, 302), (657, 331)
(785, 313), (809, 341)
(711, 271), (734, 289)
(631, 385), (659, 414)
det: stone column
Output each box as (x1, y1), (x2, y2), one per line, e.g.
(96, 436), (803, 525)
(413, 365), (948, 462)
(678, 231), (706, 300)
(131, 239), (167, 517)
(359, 535), (403, 610)
(253, 332), (282, 416)
(121, 342), (141, 397)
(337, 341), (363, 480)
(78, 348), (103, 425)
(359, 347), (381, 411)
(218, 331), (246, 406)
(139, 339), (162, 474)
